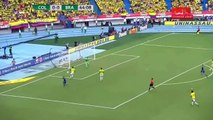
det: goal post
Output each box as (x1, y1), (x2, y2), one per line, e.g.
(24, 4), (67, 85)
(49, 48), (70, 69)
(49, 35), (115, 69)
(49, 45), (96, 69)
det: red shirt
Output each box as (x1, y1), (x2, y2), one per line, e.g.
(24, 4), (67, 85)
(150, 80), (154, 84)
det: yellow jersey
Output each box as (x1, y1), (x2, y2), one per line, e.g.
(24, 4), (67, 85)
(70, 68), (76, 73)
(99, 69), (104, 75)
(191, 92), (196, 99)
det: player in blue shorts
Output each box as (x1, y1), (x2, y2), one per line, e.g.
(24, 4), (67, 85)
(63, 76), (67, 87)
(201, 64), (207, 77)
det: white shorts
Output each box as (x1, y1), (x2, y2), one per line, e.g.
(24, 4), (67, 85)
(192, 99), (196, 102)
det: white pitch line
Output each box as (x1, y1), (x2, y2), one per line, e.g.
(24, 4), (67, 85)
(0, 69), (67, 94)
(49, 75), (82, 80)
(112, 33), (174, 54)
(111, 53), (140, 57)
(143, 44), (213, 51)
(49, 75), (65, 79)
(112, 59), (211, 109)
(76, 33), (174, 81)
(0, 57), (93, 94)
(162, 65), (213, 86)
(0, 33), (173, 94)
(0, 93), (114, 109)
(79, 56), (140, 80)
(50, 54), (139, 80)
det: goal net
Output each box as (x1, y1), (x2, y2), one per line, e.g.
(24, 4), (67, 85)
(49, 45), (96, 69)
(49, 48), (71, 69)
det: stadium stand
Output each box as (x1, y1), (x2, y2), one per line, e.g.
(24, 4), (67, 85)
(208, 0), (213, 10)
(0, 0), (3, 22)
(0, 0), (212, 22)
(172, 0), (202, 12)
(129, 0), (167, 13)
(95, 0), (127, 15)
(0, 0), (95, 22)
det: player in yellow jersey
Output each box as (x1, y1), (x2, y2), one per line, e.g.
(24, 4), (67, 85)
(190, 89), (199, 106)
(70, 66), (76, 78)
(99, 67), (104, 81)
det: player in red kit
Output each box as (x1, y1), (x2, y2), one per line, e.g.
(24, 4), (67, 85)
(148, 78), (155, 91)
(196, 26), (200, 34)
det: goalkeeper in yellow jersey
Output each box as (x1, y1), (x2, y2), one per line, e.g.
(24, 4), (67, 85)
(99, 67), (104, 81)
(190, 89), (199, 106)
(70, 66), (76, 78)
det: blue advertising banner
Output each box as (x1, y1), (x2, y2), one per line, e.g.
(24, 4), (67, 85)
(0, 50), (68, 76)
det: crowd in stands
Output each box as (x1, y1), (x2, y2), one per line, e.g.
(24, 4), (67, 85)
(206, 16), (213, 21)
(1, 0), (213, 22)
(0, 0), (95, 22)
(95, 0), (127, 15)
(208, 0), (213, 10)
(172, 0), (202, 12)
(129, 0), (167, 13)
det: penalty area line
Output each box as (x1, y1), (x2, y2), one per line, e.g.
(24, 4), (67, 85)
(50, 54), (140, 80)
(49, 75), (82, 80)
(111, 53), (140, 58)
(78, 56), (140, 80)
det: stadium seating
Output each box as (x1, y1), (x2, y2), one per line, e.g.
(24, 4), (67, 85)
(0, 0), (3, 21)
(95, 0), (127, 15)
(129, 0), (167, 14)
(208, 0), (213, 10)
(172, 0), (202, 12)
(0, 0), (94, 21)
(0, 0), (212, 22)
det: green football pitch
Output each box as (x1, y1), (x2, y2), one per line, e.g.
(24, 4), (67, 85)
(0, 33), (213, 120)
